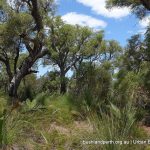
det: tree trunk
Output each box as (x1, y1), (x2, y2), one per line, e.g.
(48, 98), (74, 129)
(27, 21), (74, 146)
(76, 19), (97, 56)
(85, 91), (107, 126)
(60, 79), (67, 94)
(8, 73), (23, 105)
(60, 71), (67, 94)
(8, 55), (35, 104)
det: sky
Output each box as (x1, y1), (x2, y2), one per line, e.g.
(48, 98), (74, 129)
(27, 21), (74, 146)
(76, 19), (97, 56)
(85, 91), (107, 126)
(37, 0), (150, 77)
(57, 0), (150, 46)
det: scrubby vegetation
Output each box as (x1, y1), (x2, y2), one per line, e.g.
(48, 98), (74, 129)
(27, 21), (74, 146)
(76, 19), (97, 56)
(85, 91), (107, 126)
(0, 0), (150, 150)
(0, 93), (149, 149)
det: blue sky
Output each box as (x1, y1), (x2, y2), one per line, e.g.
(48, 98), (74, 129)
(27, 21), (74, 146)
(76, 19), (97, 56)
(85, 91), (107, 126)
(37, 0), (150, 77)
(57, 0), (149, 46)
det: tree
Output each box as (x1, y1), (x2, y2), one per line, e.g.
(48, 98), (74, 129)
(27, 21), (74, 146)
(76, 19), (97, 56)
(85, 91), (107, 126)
(123, 34), (144, 73)
(113, 29), (150, 109)
(18, 74), (37, 101)
(45, 17), (103, 94)
(0, 0), (54, 104)
(36, 71), (60, 93)
(118, 25), (150, 73)
(144, 25), (150, 60)
(100, 40), (122, 62)
(70, 39), (122, 111)
(106, 0), (150, 18)
(71, 61), (113, 112)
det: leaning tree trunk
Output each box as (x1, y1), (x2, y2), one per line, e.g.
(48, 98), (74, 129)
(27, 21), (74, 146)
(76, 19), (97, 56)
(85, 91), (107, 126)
(8, 55), (38, 105)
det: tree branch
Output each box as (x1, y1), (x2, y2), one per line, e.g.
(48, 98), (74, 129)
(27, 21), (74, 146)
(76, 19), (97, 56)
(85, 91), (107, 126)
(27, 68), (39, 74)
(30, 0), (43, 31)
(5, 59), (13, 82)
(140, 0), (150, 11)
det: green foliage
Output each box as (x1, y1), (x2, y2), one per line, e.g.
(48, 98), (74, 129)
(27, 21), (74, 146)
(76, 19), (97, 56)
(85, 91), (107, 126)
(72, 62), (112, 113)
(0, 13), (32, 50)
(33, 92), (49, 106)
(100, 40), (122, 62)
(122, 34), (144, 73)
(1, 0), (150, 149)
(18, 75), (37, 101)
(21, 93), (75, 125)
(21, 92), (49, 112)
(0, 98), (6, 116)
(85, 102), (147, 150)
(0, 115), (4, 147)
(45, 16), (105, 93)
(114, 71), (139, 104)
(106, 0), (150, 19)
(36, 71), (60, 94)
(0, 93), (148, 149)
(113, 27), (150, 116)
(23, 99), (38, 111)
(46, 94), (74, 125)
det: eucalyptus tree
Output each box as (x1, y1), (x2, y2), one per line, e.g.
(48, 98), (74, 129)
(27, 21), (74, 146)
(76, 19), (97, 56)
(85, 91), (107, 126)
(0, 0), (54, 103)
(46, 17), (103, 94)
(118, 25), (150, 74)
(100, 40), (122, 62)
(123, 34), (145, 73)
(112, 28), (150, 108)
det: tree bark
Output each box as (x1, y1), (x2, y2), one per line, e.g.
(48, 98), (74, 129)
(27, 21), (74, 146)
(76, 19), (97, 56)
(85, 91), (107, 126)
(60, 70), (67, 94)
(8, 74), (22, 102)
(60, 80), (67, 94)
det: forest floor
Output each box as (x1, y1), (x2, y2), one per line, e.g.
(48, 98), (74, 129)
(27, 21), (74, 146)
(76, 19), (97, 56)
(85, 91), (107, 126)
(1, 95), (95, 150)
(9, 118), (93, 150)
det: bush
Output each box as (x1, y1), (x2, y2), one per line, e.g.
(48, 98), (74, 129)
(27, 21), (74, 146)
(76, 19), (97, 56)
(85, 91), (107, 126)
(70, 62), (112, 114)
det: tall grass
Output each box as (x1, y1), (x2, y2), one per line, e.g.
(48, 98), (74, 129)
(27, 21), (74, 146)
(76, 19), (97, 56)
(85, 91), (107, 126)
(82, 101), (148, 150)
(0, 93), (148, 149)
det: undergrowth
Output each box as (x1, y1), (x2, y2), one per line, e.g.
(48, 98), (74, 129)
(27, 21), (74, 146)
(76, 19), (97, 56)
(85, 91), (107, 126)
(0, 93), (149, 149)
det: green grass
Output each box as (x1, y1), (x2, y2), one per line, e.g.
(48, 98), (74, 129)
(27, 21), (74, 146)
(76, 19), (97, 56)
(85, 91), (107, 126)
(82, 102), (149, 150)
(0, 93), (149, 149)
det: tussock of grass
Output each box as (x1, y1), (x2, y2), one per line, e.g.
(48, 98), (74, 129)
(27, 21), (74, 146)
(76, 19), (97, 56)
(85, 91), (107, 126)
(82, 102), (149, 150)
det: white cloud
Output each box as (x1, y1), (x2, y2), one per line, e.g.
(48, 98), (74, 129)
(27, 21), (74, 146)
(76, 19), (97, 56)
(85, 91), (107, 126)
(138, 29), (146, 35)
(76, 0), (130, 19)
(138, 16), (150, 34)
(62, 12), (107, 28)
(139, 16), (150, 28)
(127, 30), (134, 34)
